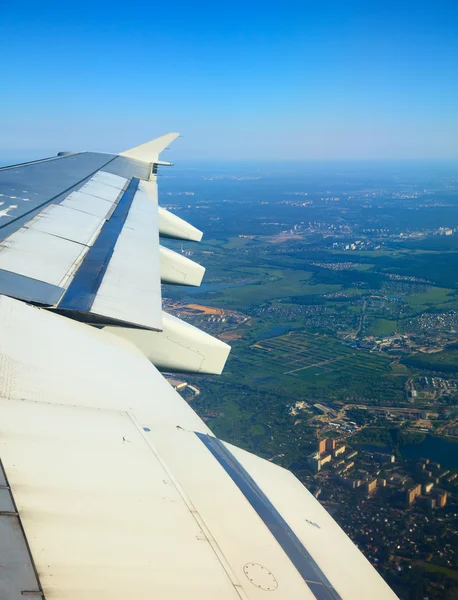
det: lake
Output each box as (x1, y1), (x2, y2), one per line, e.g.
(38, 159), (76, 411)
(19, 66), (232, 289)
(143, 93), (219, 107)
(400, 436), (458, 469)
(355, 437), (458, 469)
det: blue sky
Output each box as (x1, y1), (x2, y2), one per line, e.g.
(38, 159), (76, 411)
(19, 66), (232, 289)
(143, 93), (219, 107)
(1, 0), (457, 161)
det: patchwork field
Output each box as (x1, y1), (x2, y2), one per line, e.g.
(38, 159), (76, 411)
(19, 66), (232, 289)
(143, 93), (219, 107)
(248, 331), (391, 378)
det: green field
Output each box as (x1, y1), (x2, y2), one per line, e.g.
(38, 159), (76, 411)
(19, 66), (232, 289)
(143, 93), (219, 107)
(248, 331), (391, 379)
(196, 267), (342, 309)
(405, 286), (455, 311)
(403, 348), (458, 374)
(367, 317), (398, 336)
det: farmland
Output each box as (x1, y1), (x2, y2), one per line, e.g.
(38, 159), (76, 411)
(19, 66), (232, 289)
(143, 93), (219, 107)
(249, 331), (391, 379)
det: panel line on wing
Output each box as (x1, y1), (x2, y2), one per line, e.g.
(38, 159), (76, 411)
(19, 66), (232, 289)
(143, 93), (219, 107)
(58, 178), (140, 312)
(0, 459), (45, 598)
(196, 433), (342, 600)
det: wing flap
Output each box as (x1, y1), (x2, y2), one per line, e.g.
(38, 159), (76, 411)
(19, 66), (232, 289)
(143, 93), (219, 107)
(89, 184), (162, 329)
(59, 179), (163, 330)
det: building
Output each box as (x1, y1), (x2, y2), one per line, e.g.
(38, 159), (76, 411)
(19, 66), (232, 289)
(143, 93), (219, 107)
(406, 484), (422, 505)
(320, 454), (332, 467)
(365, 479), (377, 495)
(307, 451), (321, 472)
(346, 450), (358, 460)
(341, 461), (355, 473)
(318, 439), (327, 455)
(374, 452), (395, 463)
(334, 445), (346, 457)
(378, 478), (386, 488)
(326, 438), (336, 453)
(423, 482), (434, 494)
(336, 476), (360, 489)
(308, 451), (331, 472)
(436, 490), (448, 508)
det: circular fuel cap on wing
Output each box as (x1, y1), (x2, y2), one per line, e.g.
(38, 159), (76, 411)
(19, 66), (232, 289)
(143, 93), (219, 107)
(243, 563), (278, 591)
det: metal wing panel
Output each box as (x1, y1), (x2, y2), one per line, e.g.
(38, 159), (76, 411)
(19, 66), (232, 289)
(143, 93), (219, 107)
(61, 191), (114, 218)
(0, 153), (118, 240)
(0, 154), (149, 243)
(0, 294), (205, 432)
(57, 179), (162, 330)
(0, 399), (241, 600)
(0, 168), (164, 330)
(0, 228), (87, 287)
(142, 425), (318, 599)
(0, 146), (197, 329)
(91, 170), (128, 189)
(24, 203), (104, 246)
(78, 179), (124, 203)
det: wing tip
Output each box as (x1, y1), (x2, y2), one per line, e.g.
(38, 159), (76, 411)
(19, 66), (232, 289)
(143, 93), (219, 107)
(120, 133), (180, 163)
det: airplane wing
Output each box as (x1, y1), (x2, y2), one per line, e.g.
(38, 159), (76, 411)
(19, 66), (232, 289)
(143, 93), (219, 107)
(0, 136), (399, 600)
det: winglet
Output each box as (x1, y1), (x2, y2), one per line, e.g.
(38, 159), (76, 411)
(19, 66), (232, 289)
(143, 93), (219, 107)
(119, 132), (180, 164)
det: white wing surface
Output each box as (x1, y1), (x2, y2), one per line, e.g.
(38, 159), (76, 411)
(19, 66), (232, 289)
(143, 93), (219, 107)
(0, 136), (399, 600)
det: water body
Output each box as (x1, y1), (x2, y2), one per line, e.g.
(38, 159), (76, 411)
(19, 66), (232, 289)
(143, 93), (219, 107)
(400, 436), (458, 469)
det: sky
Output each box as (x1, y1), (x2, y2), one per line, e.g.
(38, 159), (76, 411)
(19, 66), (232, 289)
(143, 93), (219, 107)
(1, 0), (457, 162)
